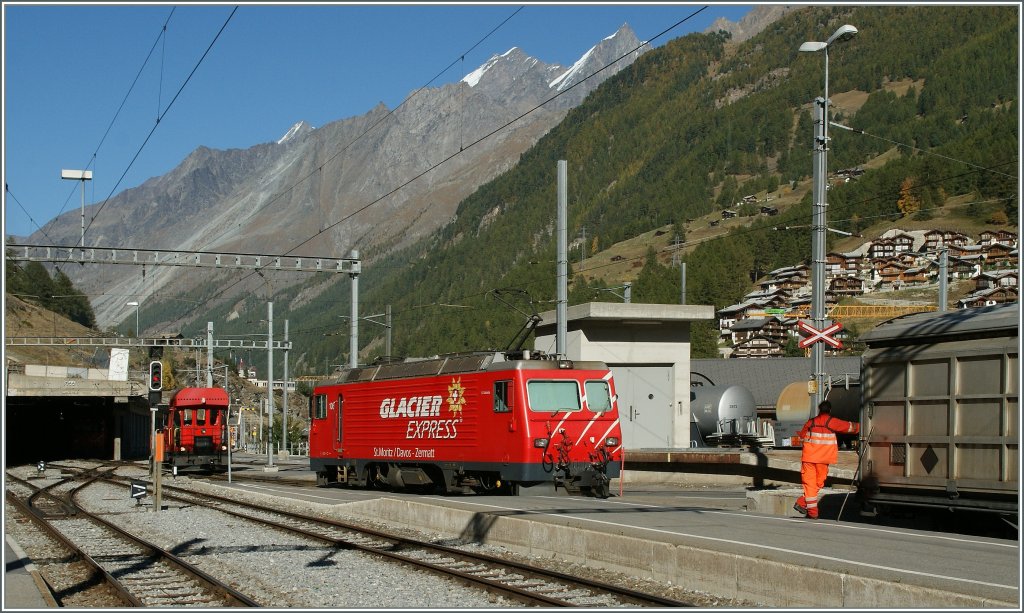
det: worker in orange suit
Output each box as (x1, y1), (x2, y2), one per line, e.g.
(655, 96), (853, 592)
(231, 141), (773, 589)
(794, 400), (859, 519)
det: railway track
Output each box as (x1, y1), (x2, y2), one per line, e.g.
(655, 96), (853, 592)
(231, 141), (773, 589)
(117, 472), (690, 607)
(6, 464), (259, 608)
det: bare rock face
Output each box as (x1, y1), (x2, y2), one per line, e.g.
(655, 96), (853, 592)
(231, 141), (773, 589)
(704, 5), (795, 43)
(32, 25), (648, 328)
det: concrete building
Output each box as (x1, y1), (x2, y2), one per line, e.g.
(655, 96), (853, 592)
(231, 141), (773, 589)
(533, 301), (715, 450)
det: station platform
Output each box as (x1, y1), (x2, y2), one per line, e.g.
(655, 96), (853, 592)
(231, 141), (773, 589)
(218, 450), (1014, 608)
(5, 536), (57, 609)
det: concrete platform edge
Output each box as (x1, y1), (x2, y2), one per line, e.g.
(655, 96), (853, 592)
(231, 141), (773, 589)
(341, 497), (1016, 609)
(5, 535), (58, 608)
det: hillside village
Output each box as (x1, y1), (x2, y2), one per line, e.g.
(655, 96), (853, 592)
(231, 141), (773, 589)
(718, 227), (1019, 358)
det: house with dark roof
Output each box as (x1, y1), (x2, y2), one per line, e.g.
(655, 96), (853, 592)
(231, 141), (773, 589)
(957, 286), (1019, 308)
(979, 229), (1018, 248)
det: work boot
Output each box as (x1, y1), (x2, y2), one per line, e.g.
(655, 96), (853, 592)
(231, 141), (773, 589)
(793, 498), (808, 516)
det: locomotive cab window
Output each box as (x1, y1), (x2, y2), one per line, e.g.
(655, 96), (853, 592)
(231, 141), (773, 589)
(183, 409), (193, 425)
(494, 380), (512, 413)
(196, 408), (206, 425)
(313, 395), (327, 420)
(585, 380), (612, 413)
(526, 380), (581, 413)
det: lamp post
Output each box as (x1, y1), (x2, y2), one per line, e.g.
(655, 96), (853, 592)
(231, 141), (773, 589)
(799, 24), (857, 413)
(61, 169), (93, 248)
(126, 301), (140, 337)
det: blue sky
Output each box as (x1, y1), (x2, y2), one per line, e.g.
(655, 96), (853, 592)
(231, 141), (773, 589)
(3, 3), (752, 240)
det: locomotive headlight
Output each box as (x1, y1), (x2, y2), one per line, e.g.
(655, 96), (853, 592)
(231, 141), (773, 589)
(605, 437), (619, 447)
(221, 445), (227, 451)
(180, 446), (186, 452)
(533, 438), (548, 448)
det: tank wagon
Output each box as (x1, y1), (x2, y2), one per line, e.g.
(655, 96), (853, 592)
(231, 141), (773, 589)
(309, 351), (623, 497)
(162, 387), (230, 472)
(774, 378), (860, 448)
(689, 382), (774, 447)
(857, 303), (1019, 516)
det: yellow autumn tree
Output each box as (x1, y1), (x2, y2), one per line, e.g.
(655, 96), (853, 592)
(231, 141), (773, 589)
(897, 177), (922, 216)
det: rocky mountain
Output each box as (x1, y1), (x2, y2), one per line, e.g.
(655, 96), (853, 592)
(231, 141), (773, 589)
(703, 5), (799, 42)
(28, 24), (652, 329)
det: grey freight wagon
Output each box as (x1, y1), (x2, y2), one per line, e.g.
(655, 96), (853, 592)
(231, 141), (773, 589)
(857, 302), (1018, 516)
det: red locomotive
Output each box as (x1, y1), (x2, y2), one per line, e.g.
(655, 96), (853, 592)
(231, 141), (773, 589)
(162, 387), (230, 472)
(309, 351), (623, 497)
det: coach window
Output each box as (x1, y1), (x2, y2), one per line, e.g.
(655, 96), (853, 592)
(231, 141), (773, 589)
(196, 408), (207, 425)
(313, 395), (327, 420)
(494, 380), (512, 413)
(585, 380), (612, 413)
(526, 380), (581, 413)
(183, 409), (193, 425)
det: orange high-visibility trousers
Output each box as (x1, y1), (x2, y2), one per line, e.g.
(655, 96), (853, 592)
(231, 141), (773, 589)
(800, 461), (829, 518)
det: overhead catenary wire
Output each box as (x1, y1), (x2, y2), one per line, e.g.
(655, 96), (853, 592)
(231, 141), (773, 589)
(153, 7), (712, 334)
(39, 7), (178, 238)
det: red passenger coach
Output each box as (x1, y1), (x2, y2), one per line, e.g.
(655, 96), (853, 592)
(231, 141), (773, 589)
(309, 351), (623, 497)
(162, 387), (230, 472)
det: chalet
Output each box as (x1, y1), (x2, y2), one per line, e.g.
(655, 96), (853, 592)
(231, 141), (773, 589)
(742, 194), (758, 203)
(949, 243), (984, 258)
(957, 286), (1019, 309)
(835, 167), (865, 180)
(722, 209), (737, 219)
(729, 316), (787, 344)
(873, 259), (911, 288)
(717, 300), (766, 337)
(975, 269), (1018, 291)
(831, 251), (865, 276)
(867, 232), (915, 258)
(760, 206), (779, 216)
(901, 265), (933, 286)
(730, 336), (785, 359)
(948, 255), (984, 279)
(829, 275), (866, 297)
(982, 242), (1017, 268)
(923, 230), (971, 252)
(979, 230), (1018, 248)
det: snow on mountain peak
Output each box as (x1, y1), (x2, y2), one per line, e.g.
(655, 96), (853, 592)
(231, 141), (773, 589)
(462, 47), (521, 87)
(277, 121), (311, 145)
(549, 45), (595, 91)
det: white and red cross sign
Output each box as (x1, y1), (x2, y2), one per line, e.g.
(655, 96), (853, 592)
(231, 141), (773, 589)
(797, 320), (843, 349)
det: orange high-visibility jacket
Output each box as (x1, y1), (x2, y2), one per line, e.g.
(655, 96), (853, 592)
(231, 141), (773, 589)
(798, 413), (860, 464)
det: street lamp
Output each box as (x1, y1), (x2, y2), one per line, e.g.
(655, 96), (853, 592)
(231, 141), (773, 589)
(799, 24), (858, 413)
(126, 301), (140, 337)
(61, 169), (93, 248)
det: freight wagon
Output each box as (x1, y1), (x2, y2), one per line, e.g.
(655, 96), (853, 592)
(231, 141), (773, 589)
(857, 303), (1019, 517)
(309, 351), (623, 497)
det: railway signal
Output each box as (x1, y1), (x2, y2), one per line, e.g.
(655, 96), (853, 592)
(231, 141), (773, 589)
(149, 361), (164, 391)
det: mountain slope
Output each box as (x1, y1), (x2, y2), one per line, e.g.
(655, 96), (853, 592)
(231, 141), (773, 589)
(276, 4), (1017, 371)
(31, 24), (650, 329)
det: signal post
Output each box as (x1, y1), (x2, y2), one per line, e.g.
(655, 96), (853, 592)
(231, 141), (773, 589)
(149, 360), (164, 511)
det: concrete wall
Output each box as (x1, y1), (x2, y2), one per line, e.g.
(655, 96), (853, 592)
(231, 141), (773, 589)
(533, 302), (715, 450)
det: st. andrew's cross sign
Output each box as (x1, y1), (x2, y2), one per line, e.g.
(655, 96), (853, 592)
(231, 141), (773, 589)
(797, 320), (843, 349)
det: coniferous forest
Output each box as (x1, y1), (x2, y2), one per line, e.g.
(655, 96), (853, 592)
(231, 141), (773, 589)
(113, 5), (1020, 372)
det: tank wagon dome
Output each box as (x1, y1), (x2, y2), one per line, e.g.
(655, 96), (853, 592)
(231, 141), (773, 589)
(859, 302), (1018, 347)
